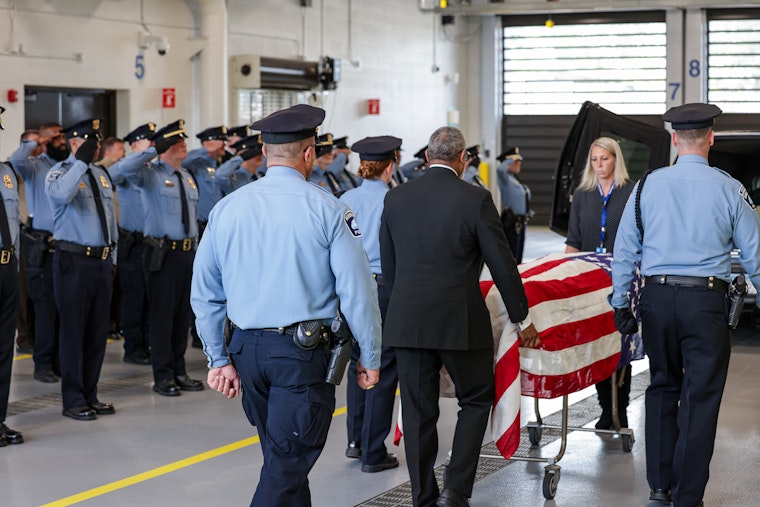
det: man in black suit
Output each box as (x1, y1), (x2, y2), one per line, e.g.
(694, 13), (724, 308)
(379, 126), (540, 507)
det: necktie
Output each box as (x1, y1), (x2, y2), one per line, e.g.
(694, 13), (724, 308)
(175, 171), (190, 236)
(86, 168), (110, 245)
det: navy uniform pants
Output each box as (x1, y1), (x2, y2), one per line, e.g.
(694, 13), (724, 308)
(346, 282), (398, 465)
(230, 329), (335, 507)
(52, 251), (112, 409)
(24, 249), (58, 372)
(641, 283), (730, 507)
(144, 248), (193, 382)
(0, 256), (19, 422)
(119, 241), (149, 356)
(395, 346), (494, 507)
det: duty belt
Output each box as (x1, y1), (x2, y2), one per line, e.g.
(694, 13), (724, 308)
(260, 325), (298, 336)
(372, 273), (384, 285)
(0, 249), (13, 265)
(644, 275), (728, 294)
(145, 236), (195, 252)
(56, 240), (111, 260)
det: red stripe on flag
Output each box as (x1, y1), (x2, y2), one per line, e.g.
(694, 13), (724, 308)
(534, 313), (616, 352)
(393, 423), (403, 447)
(522, 268), (611, 306)
(494, 337), (520, 406)
(495, 414), (521, 459)
(480, 280), (495, 299)
(519, 257), (572, 279)
(521, 352), (621, 398)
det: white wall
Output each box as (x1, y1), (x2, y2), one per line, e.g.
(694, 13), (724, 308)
(0, 0), (485, 164)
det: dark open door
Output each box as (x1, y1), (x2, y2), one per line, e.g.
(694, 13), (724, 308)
(550, 101), (671, 236)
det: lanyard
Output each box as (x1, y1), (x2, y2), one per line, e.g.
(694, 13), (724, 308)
(597, 182), (615, 253)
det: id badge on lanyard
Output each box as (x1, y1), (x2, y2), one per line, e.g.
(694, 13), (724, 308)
(597, 182), (615, 254)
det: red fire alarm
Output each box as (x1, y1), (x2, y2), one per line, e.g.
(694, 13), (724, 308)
(7, 89), (19, 103)
(368, 99), (380, 115)
(162, 88), (176, 108)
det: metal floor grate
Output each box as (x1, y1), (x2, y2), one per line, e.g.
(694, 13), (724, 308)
(357, 371), (649, 507)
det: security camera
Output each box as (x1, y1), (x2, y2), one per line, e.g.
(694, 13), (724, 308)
(138, 32), (170, 56)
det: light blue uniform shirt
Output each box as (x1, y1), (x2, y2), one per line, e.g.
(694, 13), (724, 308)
(182, 152), (222, 222)
(497, 161), (530, 215)
(611, 154), (760, 308)
(45, 154), (118, 248)
(399, 159), (425, 181)
(326, 152), (357, 191)
(215, 155), (258, 195)
(118, 155), (199, 240)
(340, 179), (388, 274)
(309, 165), (333, 191)
(0, 163), (20, 250)
(109, 149), (156, 233)
(191, 165), (382, 370)
(9, 141), (56, 232)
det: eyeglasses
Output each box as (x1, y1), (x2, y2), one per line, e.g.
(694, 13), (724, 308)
(463, 151), (473, 162)
(302, 143), (317, 153)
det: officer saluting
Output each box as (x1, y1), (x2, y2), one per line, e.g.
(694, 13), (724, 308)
(116, 120), (204, 396)
(191, 104), (382, 506)
(610, 103), (760, 507)
(215, 134), (263, 194)
(45, 119), (118, 421)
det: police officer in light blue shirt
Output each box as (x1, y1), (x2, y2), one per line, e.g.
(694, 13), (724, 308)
(462, 145), (487, 189)
(0, 106), (25, 444)
(191, 104), (381, 507)
(326, 136), (359, 192)
(215, 135), (262, 194)
(309, 133), (341, 194)
(117, 119), (204, 397)
(610, 103), (760, 507)
(45, 118), (117, 421)
(181, 125), (226, 232)
(399, 145), (427, 182)
(340, 135), (401, 474)
(496, 146), (531, 263)
(109, 122), (156, 365)
(9, 122), (64, 383)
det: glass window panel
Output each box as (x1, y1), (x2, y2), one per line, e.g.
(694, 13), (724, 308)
(708, 18), (760, 113)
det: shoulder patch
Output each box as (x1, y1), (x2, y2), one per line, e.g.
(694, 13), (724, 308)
(739, 185), (756, 210)
(46, 170), (63, 182)
(344, 210), (361, 237)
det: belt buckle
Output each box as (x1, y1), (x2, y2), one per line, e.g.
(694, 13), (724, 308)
(182, 238), (192, 251)
(658, 275), (666, 284)
(101, 246), (110, 260)
(0, 250), (10, 265)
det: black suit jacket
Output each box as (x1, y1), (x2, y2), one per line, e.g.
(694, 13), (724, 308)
(379, 165), (529, 351)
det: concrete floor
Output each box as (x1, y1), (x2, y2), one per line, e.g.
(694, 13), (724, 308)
(2, 227), (759, 506)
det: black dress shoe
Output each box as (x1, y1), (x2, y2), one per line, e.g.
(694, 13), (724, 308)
(0, 434), (6, 447)
(62, 407), (97, 421)
(153, 380), (182, 396)
(361, 453), (399, 473)
(88, 401), (115, 415)
(649, 489), (672, 503)
(16, 343), (34, 355)
(436, 488), (471, 507)
(123, 350), (151, 365)
(34, 369), (60, 383)
(175, 375), (204, 391)
(0, 423), (24, 444)
(345, 441), (361, 459)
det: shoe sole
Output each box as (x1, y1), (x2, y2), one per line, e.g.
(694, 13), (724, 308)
(62, 412), (96, 421)
(361, 461), (399, 473)
(346, 449), (361, 459)
(177, 385), (204, 392)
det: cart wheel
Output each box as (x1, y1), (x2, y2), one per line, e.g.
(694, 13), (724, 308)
(622, 433), (633, 453)
(528, 425), (542, 445)
(542, 470), (559, 499)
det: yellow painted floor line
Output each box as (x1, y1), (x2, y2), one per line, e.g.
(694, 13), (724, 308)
(13, 353), (32, 362)
(40, 403), (353, 507)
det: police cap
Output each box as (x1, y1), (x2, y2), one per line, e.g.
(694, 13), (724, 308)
(466, 145), (480, 157)
(315, 133), (334, 158)
(333, 136), (349, 150)
(150, 120), (188, 142)
(62, 118), (103, 141)
(497, 146), (522, 163)
(231, 135), (263, 154)
(413, 146), (428, 160)
(250, 104), (325, 144)
(227, 125), (250, 139)
(196, 125), (228, 141)
(663, 103), (722, 130)
(351, 136), (403, 161)
(123, 122), (156, 144)
(0, 105), (5, 130)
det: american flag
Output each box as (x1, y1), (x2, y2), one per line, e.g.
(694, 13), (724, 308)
(393, 253), (643, 459)
(484, 252), (643, 459)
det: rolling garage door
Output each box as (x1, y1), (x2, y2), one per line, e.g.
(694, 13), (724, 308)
(500, 12), (666, 225)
